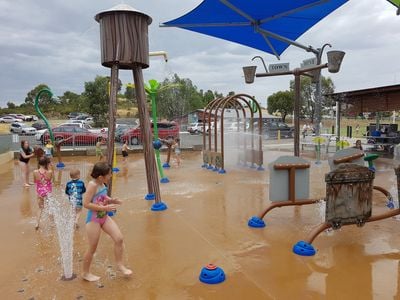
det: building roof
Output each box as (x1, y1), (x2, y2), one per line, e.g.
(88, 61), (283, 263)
(328, 84), (400, 113)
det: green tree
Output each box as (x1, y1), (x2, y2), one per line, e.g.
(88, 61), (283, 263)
(82, 76), (109, 126)
(59, 91), (86, 113)
(124, 85), (136, 105)
(6, 102), (16, 109)
(25, 84), (56, 108)
(267, 90), (294, 122)
(289, 76), (335, 123)
(156, 74), (204, 119)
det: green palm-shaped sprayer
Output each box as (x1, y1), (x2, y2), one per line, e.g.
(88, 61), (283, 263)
(144, 79), (177, 183)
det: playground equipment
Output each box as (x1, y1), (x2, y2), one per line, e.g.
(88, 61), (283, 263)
(202, 93), (264, 173)
(293, 148), (396, 256)
(145, 79), (169, 183)
(199, 264), (226, 284)
(248, 156), (318, 228)
(95, 4), (166, 210)
(34, 88), (67, 168)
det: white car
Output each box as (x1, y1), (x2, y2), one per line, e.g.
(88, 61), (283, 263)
(36, 129), (48, 141)
(10, 122), (37, 135)
(0, 116), (23, 123)
(187, 122), (201, 134)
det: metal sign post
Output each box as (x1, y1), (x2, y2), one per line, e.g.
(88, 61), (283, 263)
(243, 50), (345, 156)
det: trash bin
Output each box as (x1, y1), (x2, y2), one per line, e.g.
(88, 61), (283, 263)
(325, 163), (374, 229)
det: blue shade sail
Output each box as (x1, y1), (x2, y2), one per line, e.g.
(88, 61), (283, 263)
(162, 0), (348, 57)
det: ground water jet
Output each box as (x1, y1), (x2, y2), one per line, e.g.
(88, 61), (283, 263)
(46, 189), (76, 280)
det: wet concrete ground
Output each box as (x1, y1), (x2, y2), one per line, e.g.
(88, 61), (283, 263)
(1, 150), (400, 299)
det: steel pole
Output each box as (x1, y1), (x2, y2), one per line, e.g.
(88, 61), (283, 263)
(294, 70), (301, 157)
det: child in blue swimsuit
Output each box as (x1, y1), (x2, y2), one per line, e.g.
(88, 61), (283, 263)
(82, 162), (132, 282)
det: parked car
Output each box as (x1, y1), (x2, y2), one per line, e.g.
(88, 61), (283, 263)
(36, 129), (48, 142)
(0, 115), (23, 123)
(41, 126), (107, 145)
(263, 121), (294, 139)
(59, 122), (93, 131)
(9, 122), (37, 135)
(115, 124), (137, 142)
(31, 121), (48, 130)
(187, 122), (202, 134)
(122, 121), (179, 145)
(68, 112), (84, 119)
(73, 114), (90, 121)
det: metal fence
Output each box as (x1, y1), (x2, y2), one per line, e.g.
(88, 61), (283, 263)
(2, 131), (202, 155)
(0, 134), (12, 153)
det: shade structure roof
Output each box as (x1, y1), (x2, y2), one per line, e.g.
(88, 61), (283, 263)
(162, 0), (348, 57)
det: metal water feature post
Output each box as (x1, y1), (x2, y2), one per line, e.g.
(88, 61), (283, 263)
(313, 43), (332, 136)
(242, 50), (345, 156)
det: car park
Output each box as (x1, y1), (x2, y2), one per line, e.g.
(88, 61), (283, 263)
(41, 126), (107, 145)
(9, 122), (37, 135)
(0, 116), (23, 123)
(122, 121), (179, 145)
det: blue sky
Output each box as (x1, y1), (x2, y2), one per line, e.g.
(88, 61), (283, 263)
(0, 0), (399, 108)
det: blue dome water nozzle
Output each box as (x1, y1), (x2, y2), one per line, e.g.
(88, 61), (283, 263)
(145, 193), (155, 200)
(248, 216), (266, 228)
(199, 264), (225, 284)
(293, 241), (316, 256)
(151, 202), (168, 211)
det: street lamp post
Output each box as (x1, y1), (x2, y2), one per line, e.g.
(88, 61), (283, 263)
(243, 50), (345, 157)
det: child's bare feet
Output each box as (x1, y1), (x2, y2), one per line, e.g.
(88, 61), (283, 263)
(82, 273), (100, 282)
(118, 265), (132, 276)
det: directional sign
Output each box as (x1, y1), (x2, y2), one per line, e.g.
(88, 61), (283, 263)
(300, 57), (317, 69)
(268, 63), (290, 73)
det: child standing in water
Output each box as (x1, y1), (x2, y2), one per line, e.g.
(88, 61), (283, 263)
(82, 162), (132, 281)
(121, 140), (131, 163)
(19, 140), (35, 187)
(95, 140), (104, 161)
(65, 169), (86, 228)
(44, 140), (54, 158)
(33, 156), (53, 230)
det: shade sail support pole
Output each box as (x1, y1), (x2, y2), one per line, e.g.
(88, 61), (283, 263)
(257, 28), (318, 55)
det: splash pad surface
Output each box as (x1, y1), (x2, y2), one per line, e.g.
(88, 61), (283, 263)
(0, 152), (399, 299)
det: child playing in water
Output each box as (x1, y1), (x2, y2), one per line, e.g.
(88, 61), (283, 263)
(82, 162), (132, 281)
(121, 140), (131, 163)
(44, 140), (54, 158)
(172, 138), (181, 167)
(95, 140), (104, 161)
(33, 156), (53, 230)
(65, 169), (86, 228)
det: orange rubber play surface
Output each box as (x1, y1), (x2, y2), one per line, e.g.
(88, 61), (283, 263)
(1, 151), (400, 299)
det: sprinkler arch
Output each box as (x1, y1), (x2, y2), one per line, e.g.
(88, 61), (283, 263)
(202, 93), (263, 173)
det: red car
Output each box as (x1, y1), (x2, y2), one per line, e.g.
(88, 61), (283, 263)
(122, 121), (180, 145)
(41, 126), (107, 145)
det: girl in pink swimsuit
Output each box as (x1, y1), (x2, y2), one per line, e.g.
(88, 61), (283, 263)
(33, 156), (53, 230)
(82, 162), (132, 282)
